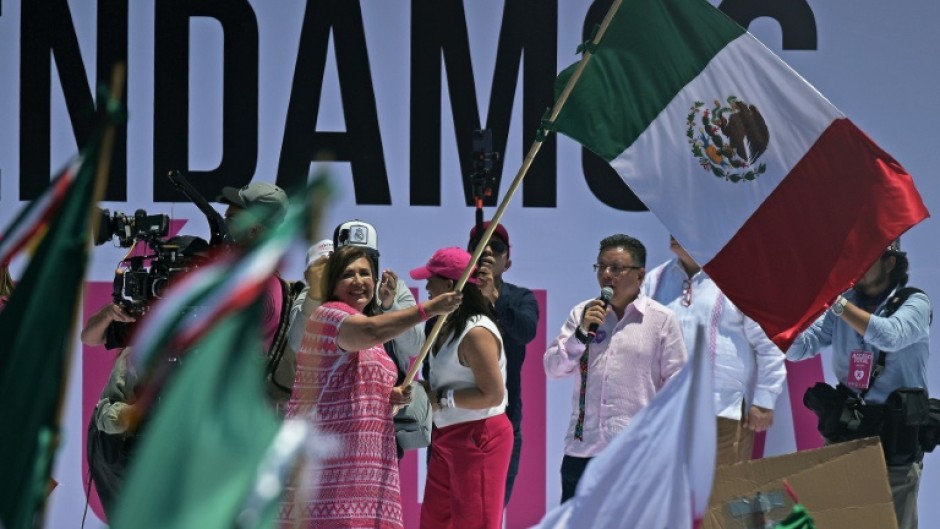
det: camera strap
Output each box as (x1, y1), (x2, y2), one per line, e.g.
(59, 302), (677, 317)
(855, 286), (927, 403)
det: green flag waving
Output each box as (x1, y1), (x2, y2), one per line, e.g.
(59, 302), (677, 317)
(111, 302), (283, 529)
(111, 187), (324, 529)
(0, 142), (103, 529)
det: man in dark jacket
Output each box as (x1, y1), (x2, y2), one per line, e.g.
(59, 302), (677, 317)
(469, 221), (539, 505)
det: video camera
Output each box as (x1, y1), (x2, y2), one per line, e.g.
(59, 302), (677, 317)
(94, 208), (170, 248)
(94, 171), (229, 317)
(108, 236), (209, 316)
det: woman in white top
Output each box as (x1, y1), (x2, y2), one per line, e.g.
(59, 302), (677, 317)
(410, 247), (512, 529)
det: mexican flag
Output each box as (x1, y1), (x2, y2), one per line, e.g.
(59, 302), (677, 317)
(553, 0), (928, 348)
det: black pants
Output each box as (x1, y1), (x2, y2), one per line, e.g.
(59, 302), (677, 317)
(560, 454), (593, 503)
(504, 420), (523, 505)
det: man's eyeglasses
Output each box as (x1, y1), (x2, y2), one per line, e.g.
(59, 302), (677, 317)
(681, 278), (692, 307)
(593, 263), (640, 276)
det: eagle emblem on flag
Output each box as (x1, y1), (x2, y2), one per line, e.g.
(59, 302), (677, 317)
(686, 96), (769, 182)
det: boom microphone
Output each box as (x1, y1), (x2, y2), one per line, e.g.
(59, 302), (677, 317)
(587, 286), (614, 338)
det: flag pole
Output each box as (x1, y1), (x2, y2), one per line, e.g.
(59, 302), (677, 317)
(401, 0), (625, 386)
(34, 63), (126, 529)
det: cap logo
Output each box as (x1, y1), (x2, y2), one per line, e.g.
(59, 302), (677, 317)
(350, 226), (369, 244)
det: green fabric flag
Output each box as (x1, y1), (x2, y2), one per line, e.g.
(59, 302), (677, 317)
(111, 187), (321, 529)
(0, 148), (100, 528)
(111, 302), (282, 529)
(774, 504), (816, 529)
(550, 0), (927, 350)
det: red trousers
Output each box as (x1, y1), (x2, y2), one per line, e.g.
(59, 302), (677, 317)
(420, 414), (513, 529)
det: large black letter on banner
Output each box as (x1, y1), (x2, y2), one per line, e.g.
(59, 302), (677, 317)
(153, 0), (258, 201)
(410, 0), (557, 207)
(718, 0), (817, 50)
(19, 0), (128, 201)
(277, 0), (389, 204)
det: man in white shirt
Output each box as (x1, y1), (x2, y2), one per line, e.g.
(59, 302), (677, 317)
(642, 236), (786, 466)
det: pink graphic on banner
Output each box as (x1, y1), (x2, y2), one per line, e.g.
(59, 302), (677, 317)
(784, 358), (826, 450)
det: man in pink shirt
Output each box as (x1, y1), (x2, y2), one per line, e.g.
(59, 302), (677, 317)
(544, 234), (687, 502)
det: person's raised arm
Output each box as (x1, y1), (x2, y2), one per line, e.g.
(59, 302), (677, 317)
(335, 291), (462, 352)
(81, 303), (136, 346)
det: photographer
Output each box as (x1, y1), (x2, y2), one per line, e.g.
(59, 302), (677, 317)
(786, 240), (931, 529)
(84, 234), (210, 518)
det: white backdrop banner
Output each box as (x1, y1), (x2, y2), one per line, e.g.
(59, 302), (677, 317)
(0, 1), (937, 527)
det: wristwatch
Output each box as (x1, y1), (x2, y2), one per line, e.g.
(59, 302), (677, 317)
(831, 295), (848, 317)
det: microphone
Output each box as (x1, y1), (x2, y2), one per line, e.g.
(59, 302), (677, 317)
(587, 287), (614, 338)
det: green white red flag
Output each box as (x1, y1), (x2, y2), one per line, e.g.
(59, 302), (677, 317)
(0, 145), (101, 529)
(553, 0), (929, 348)
(113, 193), (316, 529)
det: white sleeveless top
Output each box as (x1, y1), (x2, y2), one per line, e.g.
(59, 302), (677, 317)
(428, 315), (507, 428)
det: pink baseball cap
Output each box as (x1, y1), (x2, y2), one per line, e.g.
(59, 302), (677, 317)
(410, 247), (479, 284)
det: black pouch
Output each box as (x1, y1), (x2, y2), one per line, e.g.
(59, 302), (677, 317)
(803, 383), (884, 443)
(804, 383), (853, 441)
(921, 398), (940, 453)
(882, 388), (929, 465)
(803, 382), (845, 437)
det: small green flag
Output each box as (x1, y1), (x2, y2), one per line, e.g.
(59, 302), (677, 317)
(774, 504), (816, 529)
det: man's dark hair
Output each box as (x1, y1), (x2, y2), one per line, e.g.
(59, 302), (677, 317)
(886, 250), (910, 288)
(323, 245), (379, 316)
(599, 234), (646, 267)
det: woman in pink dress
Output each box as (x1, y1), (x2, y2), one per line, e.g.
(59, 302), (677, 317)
(279, 245), (461, 529)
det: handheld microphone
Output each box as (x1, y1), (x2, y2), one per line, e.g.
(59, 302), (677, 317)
(587, 287), (614, 338)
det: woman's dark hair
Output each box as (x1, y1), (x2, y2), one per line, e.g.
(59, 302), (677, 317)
(436, 279), (498, 350)
(323, 245), (378, 315)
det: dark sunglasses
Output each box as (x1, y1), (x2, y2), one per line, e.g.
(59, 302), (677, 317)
(468, 239), (508, 254)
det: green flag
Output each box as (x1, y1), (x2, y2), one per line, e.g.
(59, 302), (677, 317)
(0, 146), (101, 529)
(774, 504), (816, 529)
(111, 302), (283, 529)
(551, 0), (927, 349)
(111, 186), (324, 529)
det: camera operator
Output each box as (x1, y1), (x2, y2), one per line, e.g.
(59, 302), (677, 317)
(217, 181), (289, 351)
(84, 234), (209, 519)
(786, 240), (931, 529)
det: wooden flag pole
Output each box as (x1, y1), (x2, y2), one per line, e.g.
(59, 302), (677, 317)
(401, 0), (624, 386)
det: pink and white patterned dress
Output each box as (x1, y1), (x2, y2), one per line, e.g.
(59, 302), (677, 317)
(278, 301), (402, 529)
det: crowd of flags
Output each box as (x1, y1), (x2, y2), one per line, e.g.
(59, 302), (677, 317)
(1, 0), (928, 527)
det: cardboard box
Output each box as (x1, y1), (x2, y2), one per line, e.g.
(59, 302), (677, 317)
(701, 437), (897, 529)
